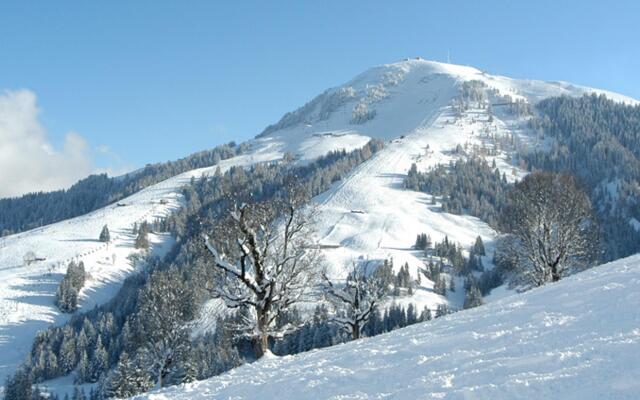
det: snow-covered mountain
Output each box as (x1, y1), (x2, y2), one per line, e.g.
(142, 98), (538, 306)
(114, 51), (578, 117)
(0, 58), (638, 394)
(246, 58), (638, 310)
(131, 254), (640, 399)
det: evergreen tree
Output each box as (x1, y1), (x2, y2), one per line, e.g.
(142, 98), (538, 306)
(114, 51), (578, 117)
(406, 303), (418, 325)
(463, 285), (484, 309)
(435, 303), (449, 318)
(55, 261), (87, 313)
(3, 368), (33, 400)
(420, 306), (432, 322)
(55, 279), (79, 313)
(473, 235), (486, 256)
(90, 336), (109, 382)
(76, 350), (90, 384)
(135, 221), (150, 250)
(433, 274), (447, 296)
(99, 225), (111, 243)
(46, 347), (59, 376)
(59, 327), (77, 374)
(414, 233), (431, 250)
(103, 352), (153, 398)
(72, 386), (86, 400)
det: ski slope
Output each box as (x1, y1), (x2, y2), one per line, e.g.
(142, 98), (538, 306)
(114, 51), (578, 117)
(259, 59), (639, 312)
(185, 58), (639, 342)
(0, 148), (280, 385)
(132, 254), (640, 400)
(2, 58), (638, 392)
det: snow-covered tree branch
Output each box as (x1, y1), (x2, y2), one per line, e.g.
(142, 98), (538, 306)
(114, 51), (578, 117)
(323, 261), (390, 339)
(203, 183), (322, 357)
(500, 171), (598, 288)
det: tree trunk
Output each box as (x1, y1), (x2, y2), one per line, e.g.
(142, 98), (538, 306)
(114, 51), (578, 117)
(254, 311), (270, 358)
(156, 365), (164, 389)
(352, 323), (360, 340)
(550, 261), (561, 282)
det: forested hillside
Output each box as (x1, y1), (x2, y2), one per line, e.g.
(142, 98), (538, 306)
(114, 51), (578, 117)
(3, 141), (386, 399)
(0, 142), (248, 236)
(524, 94), (640, 260)
(406, 94), (640, 262)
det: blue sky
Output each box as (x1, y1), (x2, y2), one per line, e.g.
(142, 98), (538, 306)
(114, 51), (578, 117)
(1, 0), (639, 183)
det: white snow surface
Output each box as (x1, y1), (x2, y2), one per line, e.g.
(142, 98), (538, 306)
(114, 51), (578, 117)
(133, 254), (640, 400)
(262, 58), (638, 313)
(256, 59), (638, 281)
(1, 58), (638, 390)
(0, 148), (279, 385)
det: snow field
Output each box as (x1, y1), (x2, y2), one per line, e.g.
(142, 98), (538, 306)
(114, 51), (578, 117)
(132, 254), (640, 400)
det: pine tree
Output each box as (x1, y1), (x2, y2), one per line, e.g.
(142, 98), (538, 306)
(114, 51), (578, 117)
(90, 336), (109, 382)
(55, 261), (87, 313)
(72, 386), (86, 400)
(433, 274), (447, 296)
(4, 368), (33, 400)
(104, 353), (134, 398)
(135, 221), (150, 250)
(406, 303), (417, 325)
(59, 328), (77, 374)
(76, 329), (88, 356)
(414, 233), (431, 250)
(464, 286), (484, 309)
(55, 279), (78, 313)
(46, 347), (59, 377)
(420, 306), (432, 322)
(76, 350), (90, 384)
(435, 303), (449, 318)
(104, 353), (152, 397)
(99, 225), (111, 243)
(473, 235), (486, 256)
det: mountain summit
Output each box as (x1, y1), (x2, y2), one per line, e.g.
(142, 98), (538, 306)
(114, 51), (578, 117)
(1, 58), (638, 398)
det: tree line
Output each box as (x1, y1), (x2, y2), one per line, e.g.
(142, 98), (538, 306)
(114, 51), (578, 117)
(0, 141), (248, 237)
(404, 157), (511, 228)
(523, 94), (640, 260)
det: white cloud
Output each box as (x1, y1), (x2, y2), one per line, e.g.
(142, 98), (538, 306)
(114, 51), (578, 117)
(0, 89), (93, 198)
(94, 144), (136, 178)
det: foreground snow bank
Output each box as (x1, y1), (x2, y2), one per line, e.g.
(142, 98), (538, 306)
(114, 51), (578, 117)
(133, 254), (640, 399)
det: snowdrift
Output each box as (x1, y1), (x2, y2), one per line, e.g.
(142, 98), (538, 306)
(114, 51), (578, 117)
(133, 254), (640, 399)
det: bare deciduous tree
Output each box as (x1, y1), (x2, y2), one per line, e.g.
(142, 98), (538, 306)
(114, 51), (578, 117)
(323, 261), (389, 340)
(203, 187), (321, 357)
(500, 171), (597, 287)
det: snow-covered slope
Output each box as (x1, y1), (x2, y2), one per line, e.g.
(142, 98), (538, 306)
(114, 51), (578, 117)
(133, 254), (640, 400)
(255, 59), (637, 164)
(0, 148), (279, 384)
(2, 58), (638, 390)
(254, 59), (638, 311)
